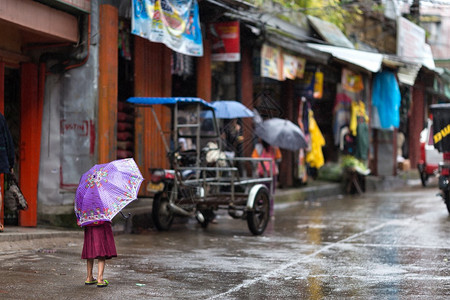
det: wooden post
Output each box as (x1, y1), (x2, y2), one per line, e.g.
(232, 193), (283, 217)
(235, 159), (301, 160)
(98, 5), (118, 164)
(279, 80), (294, 187)
(134, 38), (172, 196)
(19, 63), (42, 227)
(197, 38), (211, 101)
(409, 82), (425, 168)
(241, 43), (254, 158)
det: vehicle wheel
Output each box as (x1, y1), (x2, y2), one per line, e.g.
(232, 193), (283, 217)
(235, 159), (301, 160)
(444, 191), (450, 215)
(196, 209), (215, 228)
(420, 171), (429, 187)
(152, 193), (174, 231)
(247, 188), (270, 235)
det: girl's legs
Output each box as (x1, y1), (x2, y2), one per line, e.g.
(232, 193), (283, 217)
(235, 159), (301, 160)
(97, 258), (106, 283)
(86, 259), (94, 282)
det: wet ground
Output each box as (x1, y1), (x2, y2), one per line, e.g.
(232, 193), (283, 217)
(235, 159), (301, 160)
(1, 183), (450, 299)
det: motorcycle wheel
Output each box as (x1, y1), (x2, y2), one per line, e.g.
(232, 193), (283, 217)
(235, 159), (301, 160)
(247, 187), (270, 235)
(152, 193), (174, 231)
(444, 191), (450, 215)
(420, 171), (429, 187)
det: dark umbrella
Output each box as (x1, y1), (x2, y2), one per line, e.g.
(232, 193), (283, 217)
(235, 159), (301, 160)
(255, 118), (307, 151)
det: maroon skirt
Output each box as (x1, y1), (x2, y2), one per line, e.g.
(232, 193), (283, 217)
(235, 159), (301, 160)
(81, 222), (117, 259)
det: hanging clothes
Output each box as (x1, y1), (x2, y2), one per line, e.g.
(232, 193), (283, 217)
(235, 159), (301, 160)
(355, 121), (369, 161)
(306, 109), (325, 169)
(350, 100), (369, 136)
(333, 84), (354, 145)
(349, 100), (369, 161)
(371, 70), (401, 129)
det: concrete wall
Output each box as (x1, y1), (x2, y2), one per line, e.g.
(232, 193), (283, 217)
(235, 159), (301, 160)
(37, 1), (99, 224)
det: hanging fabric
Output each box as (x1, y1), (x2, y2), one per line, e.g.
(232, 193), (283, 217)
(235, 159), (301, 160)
(333, 84), (354, 146)
(306, 109), (325, 169)
(350, 100), (369, 136)
(371, 70), (401, 129)
(355, 121), (369, 161)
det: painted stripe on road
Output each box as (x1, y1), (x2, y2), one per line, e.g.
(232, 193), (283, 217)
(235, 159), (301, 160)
(207, 220), (398, 299)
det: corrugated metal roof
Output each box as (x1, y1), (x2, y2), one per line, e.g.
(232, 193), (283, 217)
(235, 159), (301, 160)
(306, 43), (383, 73)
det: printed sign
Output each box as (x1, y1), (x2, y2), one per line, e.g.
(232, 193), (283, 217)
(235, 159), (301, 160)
(132, 0), (203, 57)
(261, 44), (283, 81)
(341, 68), (364, 93)
(283, 53), (305, 80)
(261, 44), (306, 81)
(210, 21), (240, 62)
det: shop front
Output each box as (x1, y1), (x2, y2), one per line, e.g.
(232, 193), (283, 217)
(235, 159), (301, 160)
(0, 0), (83, 226)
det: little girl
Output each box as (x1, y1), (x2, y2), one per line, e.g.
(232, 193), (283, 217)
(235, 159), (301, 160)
(82, 221), (117, 287)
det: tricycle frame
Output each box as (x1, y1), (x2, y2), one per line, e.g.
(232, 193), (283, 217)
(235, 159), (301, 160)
(127, 97), (274, 235)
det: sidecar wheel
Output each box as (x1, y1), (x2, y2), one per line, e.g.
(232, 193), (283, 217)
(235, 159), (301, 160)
(247, 187), (270, 235)
(152, 193), (174, 231)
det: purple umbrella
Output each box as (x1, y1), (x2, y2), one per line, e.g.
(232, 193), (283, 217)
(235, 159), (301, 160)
(75, 158), (144, 226)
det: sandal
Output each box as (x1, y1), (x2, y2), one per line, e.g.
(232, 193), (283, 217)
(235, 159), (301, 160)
(85, 279), (98, 285)
(0, 223), (3, 232)
(97, 279), (109, 288)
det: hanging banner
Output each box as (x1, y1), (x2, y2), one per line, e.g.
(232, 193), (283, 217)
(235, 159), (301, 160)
(131, 0), (203, 57)
(210, 21), (240, 62)
(261, 44), (306, 81)
(283, 53), (306, 80)
(296, 57), (306, 79)
(261, 44), (283, 81)
(341, 68), (364, 93)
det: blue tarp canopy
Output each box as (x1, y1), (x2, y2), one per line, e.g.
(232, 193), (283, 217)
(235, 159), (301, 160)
(127, 97), (214, 108)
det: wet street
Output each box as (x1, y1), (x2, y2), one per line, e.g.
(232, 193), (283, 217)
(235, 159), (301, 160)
(1, 183), (450, 299)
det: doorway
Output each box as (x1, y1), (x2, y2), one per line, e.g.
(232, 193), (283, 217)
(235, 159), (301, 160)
(3, 67), (20, 225)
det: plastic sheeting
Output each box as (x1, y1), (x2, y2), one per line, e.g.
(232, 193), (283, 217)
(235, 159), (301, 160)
(371, 71), (401, 130)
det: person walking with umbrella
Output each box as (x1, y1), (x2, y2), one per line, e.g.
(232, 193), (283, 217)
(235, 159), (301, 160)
(252, 139), (282, 217)
(75, 158), (143, 287)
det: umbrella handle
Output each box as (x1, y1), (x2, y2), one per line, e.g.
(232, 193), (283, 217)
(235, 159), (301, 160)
(120, 211), (131, 219)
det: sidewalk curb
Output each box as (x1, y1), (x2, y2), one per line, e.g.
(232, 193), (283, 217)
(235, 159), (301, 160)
(0, 173), (421, 247)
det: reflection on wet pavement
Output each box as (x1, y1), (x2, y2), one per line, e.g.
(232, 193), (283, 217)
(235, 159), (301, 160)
(1, 186), (450, 299)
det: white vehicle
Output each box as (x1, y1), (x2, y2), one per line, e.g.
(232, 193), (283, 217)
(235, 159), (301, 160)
(418, 118), (441, 186)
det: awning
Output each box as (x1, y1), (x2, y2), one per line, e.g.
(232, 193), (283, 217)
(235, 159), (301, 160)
(382, 54), (423, 86)
(266, 33), (330, 65)
(306, 43), (383, 73)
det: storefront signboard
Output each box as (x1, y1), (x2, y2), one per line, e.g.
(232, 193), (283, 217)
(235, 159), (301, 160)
(210, 21), (240, 62)
(397, 16), (425, 64)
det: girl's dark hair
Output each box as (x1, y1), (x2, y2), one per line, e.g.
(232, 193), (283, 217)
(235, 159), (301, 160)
(262, 140), (270, 150)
